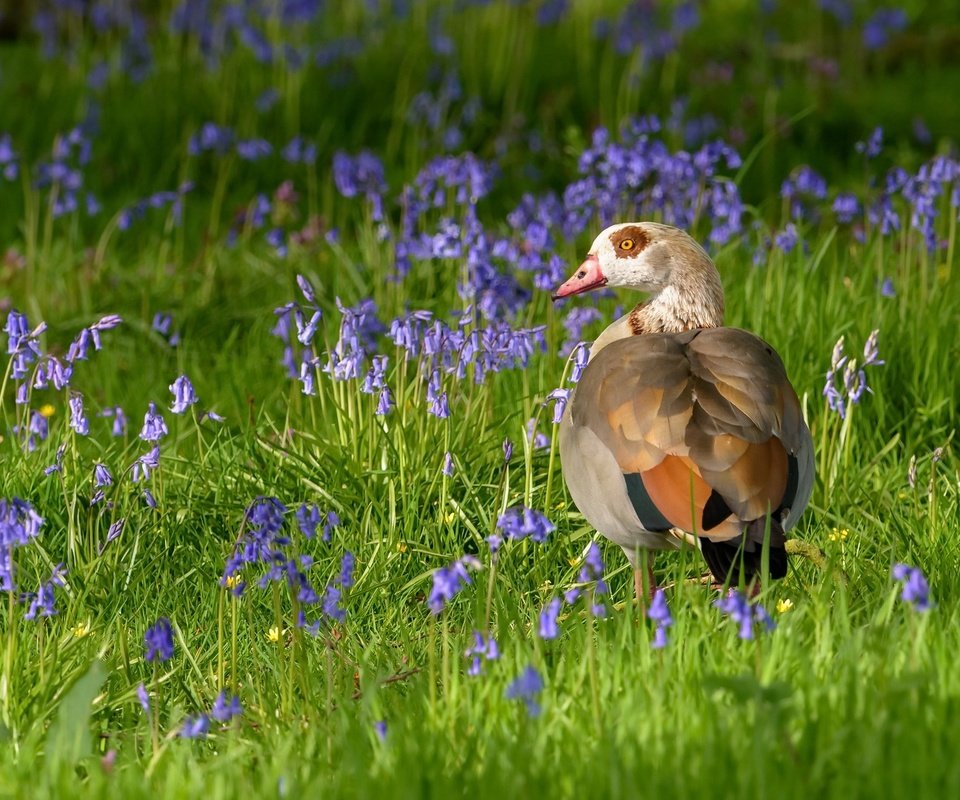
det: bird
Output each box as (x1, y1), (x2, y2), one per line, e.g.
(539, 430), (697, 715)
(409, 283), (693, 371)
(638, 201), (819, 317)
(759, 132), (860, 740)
(553, 222), (813, 602)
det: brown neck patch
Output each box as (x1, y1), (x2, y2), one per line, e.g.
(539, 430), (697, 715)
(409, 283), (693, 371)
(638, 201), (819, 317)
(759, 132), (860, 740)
(609, 225), (650, 259)
(628, 303), (651, 334)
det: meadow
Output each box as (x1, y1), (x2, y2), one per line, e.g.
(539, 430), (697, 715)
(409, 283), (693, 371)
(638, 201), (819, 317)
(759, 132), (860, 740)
(1, 1), (959, 797)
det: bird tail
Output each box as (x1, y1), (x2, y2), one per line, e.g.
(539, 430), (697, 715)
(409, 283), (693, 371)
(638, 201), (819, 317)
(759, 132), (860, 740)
(699, 515), (788, 586)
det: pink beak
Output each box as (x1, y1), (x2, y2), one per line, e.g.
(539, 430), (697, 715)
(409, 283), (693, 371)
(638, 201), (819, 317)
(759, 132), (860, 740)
(552, 255), (606, 301)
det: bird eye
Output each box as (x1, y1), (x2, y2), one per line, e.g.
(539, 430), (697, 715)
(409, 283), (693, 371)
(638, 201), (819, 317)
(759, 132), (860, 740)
(619, 239), (635, 251)
(577, 270), (586, 278)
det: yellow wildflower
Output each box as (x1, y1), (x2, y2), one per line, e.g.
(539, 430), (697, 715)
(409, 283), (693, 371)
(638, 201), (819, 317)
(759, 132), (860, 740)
(40, 404), (55, 418)
(829, 527), (849, 542)
(72, 622), (91, 638)
(396, 542), (408, 553)
(776, 599), (794, 614)
(267, 626), (283, 643)
(224, 575), (241, 590)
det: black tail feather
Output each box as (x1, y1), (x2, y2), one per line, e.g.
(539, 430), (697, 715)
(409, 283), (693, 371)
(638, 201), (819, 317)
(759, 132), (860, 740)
(699, 516), (788, 585)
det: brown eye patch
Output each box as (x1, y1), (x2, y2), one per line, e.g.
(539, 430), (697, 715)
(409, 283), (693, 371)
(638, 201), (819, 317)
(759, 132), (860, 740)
(609, 225), (650, 258)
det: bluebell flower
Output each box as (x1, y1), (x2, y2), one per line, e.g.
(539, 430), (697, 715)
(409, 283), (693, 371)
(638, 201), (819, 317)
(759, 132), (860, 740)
(863, 9), (907, 50)
(139, 403), (168, 441)
(714, 590), (775, 639)
(569, 342), (591, 383)
(236, 138), (272, 161)
(100, 518), (125, 554)
(427, 556), (480, 615)
(169, 375), (198, 414)
(376, 387), (394, 416)
(136, 683), (150, 716)
(545, 389), (570, 424)
(374, 720), (388, 741)
(322, 585), (346, 623)
(502, 438), (513, 462)
(180, 714), (210, 739)
(774, 223), (799, 254)
(44, 445), (65, 477)
(144, 618), (174, 662)
(892, 563), (933, 611)
(323, 511), (340, 543)
(823, 330), (883, 418)
(428, 392), (450, 419)
(647, 589), (673, 649)
(538, 598), (562, 640)
(296, 504), (321, 539)
(24, 564), (66, 619)
(497, 507), (555, 544)
(188, 122), (233, 156)
(131, 446), (161, 483)
(880, 277), (896, 297)
(100, 406), (128, 437)
(211, 691), (243, 723)
(338, 552), (356, 589)
(505, 665), (543, 717)
(69, 393), (89, 435)
(833, 193), (861, 223)
(464, 630), (500, 676)
(143, 490), (157, 508)
(93, 463), (113, 487)
(442, 452), (455, 476)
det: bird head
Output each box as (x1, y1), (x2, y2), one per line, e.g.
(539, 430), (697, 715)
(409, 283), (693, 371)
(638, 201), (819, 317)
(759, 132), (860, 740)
(552, 222), (717, 300)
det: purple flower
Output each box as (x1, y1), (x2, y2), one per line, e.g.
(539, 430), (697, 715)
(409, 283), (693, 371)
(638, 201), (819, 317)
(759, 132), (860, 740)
(569, 342), (591, 383)
(427, 556), (480, 615)
(375, 386), (394, 415)
(296, 504), (321, 539)
(505, 665), (543, 717)
(24, 565), (66, 619)
(338, 552), (355, 588)
(144, 617), (174, 662)
(833, 193), (861, 223)
(497, 507), (555, 544)
(545, 389), (570, 424)
(100, 406), (128, 437)
(774, 223), (799, 254)
(863, 9), (907, 50)
(714, 590), (775, 640)
(131, 446), (161, 483)
(44, 445), (65, 476)
(526, 419), (549, 450)
(180, 714), (210, 739)
(464, 630), (500, 676)
(169, 375), (198, 414)
(100, 518), (125, 553)
(322, 585), (346, 623)
(136, 683), (150, 716)
(211, 691), (243, 723)
(374, 720), (388, 741)
(502, 437), (513, 462)
(538, 597), (562, 640)
(647, 589), (673, 649)
(323, 511), (340, 542)
(139, 403), (168, 441)
(428, 392), (450, 419)
(93, 463), (113, 487)
(892, 563), (932, 611)
(442, 452), (455, 476)
(69, 393), (89, 435)
(855, 127), (884, 158)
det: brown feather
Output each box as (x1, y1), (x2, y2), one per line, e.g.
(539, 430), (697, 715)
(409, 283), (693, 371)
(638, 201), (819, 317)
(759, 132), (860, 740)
(570, 327), (808, 541)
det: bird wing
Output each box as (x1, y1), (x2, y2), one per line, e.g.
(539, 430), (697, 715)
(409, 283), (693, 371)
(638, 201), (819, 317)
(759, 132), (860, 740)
(566, 328), (812, 543)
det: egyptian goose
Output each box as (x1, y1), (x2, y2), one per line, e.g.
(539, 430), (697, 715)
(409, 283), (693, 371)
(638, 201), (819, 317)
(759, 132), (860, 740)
(554, 222), (813, 599)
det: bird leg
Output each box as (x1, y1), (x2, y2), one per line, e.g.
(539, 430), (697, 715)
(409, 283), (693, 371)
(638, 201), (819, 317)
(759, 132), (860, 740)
(633, 554), (656, 610)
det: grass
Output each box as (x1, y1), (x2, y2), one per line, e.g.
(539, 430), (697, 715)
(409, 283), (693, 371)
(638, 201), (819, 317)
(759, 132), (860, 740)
(1, 1), (960, 797)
